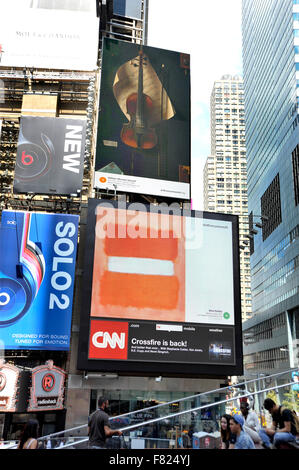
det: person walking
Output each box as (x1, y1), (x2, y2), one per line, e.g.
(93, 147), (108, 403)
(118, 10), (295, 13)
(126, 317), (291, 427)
(17, 419), (39, 450)
(229, 414), (255, 449)
(258, 398), (297, 449)
(240, 401), (262, 446)
(88, 396), (123, 449)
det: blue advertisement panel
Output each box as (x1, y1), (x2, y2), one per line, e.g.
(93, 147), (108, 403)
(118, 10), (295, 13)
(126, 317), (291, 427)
(0, 210), (79, 350)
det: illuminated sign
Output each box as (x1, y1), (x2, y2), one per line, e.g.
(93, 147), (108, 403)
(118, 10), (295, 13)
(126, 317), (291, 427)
(28, 360), (65, 412)
(0, 210), (79, 350)
(0, 360), (20, 412)
(78, 199), (243, 377)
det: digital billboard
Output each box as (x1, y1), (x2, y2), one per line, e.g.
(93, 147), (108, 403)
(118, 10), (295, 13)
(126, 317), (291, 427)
(77, 199), (243, 377)
(13, 117), (86, 196)
(0, 0), (99, 70)
(0, 210), (79, 350)
(94, 38), (190, 200)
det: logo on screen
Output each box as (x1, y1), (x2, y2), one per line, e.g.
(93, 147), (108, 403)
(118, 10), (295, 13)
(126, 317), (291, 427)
(42, 373), (55, 392)
(21, 151), (34, 165)
(15, 134), (54, 182)
(92, 331), (126, 349)
(89, 320), (128, 360)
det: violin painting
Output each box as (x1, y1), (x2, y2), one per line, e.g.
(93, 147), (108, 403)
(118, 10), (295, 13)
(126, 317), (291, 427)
(120, 48), (158, 149)
(95, 38), (190, 199)
(113, 45), (176, 151)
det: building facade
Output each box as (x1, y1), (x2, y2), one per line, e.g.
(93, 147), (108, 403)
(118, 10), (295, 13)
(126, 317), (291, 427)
(203, 75), (252, 322)
(242, 0), (299, 376)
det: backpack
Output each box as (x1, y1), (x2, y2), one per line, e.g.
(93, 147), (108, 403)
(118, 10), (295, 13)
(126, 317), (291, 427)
(280, 406), (299, 435)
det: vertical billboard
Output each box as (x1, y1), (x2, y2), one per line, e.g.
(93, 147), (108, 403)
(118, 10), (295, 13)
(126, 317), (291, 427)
(77, 199), (243, 376)
(94, 38), (190, 199)
(0, 210), (79, 350)
(13, 117), (86, 196)
(0, 0), (99, 70)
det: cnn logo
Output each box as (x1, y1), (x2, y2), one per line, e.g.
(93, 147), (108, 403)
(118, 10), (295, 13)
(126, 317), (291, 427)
(89, 320), (128, 360)
(92, 331), (126, 349)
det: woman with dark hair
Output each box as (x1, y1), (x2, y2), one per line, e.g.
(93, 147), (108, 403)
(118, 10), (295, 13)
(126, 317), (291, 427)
(18, 419), (39, 449)
(220, 414), (236, 449)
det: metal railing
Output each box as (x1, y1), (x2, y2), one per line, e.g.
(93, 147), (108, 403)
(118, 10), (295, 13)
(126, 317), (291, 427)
(5, 367), (293, 450)
(37, 377), (298, 450)
(31, 367), (297, 443)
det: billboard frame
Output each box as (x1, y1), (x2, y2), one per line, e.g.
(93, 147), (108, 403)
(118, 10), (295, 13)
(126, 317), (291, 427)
(77, 198), (243, 377)
(13, 116), (86, 197)
(0, 210), (79, 351)
(94, 37), (191, 201)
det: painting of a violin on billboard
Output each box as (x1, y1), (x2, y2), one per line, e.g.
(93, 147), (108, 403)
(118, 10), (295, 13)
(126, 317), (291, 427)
(94, 38), (190, 200)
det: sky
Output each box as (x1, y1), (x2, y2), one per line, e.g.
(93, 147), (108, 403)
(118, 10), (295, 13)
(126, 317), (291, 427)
(147, 0), (243, 210)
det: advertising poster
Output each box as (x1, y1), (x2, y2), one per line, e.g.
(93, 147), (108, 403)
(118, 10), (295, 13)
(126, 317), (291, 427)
(0, 0), (99, 71)
(13, 116), (86, 196)
(78, 199), (243, 376)
(0, 210), (79, 350)
(94, 38), (190, 199)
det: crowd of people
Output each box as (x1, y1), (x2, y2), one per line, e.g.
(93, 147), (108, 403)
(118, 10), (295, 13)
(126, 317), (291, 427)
(220, 398), (298, 449)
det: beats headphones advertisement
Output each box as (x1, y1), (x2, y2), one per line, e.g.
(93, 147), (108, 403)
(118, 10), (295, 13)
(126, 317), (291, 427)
(0, 210), (79, 350)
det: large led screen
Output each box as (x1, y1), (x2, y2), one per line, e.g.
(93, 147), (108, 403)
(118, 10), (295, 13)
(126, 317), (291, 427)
(94, 38), (190, 200)
(0, 210), (79, 350)
(13, 117), (86, 196)
(77, 199), (243, 376)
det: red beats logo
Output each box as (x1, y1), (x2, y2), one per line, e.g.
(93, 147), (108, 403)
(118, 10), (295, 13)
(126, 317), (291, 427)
(22, 151), (34, 166)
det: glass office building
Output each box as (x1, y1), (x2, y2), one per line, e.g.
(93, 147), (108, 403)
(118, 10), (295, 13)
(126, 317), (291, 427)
(242, 0), (299, 374)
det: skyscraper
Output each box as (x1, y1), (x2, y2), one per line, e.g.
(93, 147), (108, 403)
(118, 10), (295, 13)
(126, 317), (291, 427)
(242, 0), (299, 374)
(204, 74), (252, 322)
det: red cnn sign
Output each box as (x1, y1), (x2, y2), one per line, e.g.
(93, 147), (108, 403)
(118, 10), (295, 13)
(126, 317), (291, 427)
(89, 320), (128, 360)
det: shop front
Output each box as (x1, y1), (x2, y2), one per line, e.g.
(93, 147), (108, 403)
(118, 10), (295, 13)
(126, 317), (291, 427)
(0, 359), (66, 442)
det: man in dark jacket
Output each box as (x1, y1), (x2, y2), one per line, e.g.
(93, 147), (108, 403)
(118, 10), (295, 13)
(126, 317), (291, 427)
(88, 396), (123, 449)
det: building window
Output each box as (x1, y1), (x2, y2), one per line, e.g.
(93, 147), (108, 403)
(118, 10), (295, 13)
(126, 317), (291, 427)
(261, 173), (282, 241)
(292, 144), (299, 206)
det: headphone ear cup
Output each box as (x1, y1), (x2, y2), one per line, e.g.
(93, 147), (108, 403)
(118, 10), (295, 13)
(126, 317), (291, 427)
(16, 264), (23, 278)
